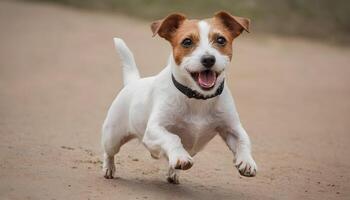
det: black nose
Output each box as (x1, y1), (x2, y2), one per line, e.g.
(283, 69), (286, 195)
(201, 55), (216, 68)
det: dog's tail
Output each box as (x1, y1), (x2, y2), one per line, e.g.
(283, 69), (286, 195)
(113, 38), (140, 86)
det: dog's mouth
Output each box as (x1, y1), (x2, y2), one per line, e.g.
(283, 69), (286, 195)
(190, 70), (220, 91)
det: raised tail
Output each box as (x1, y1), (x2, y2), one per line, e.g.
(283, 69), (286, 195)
(113, 38), (140, 86)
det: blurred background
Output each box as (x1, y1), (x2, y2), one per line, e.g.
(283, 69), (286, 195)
(34, 0), (350, 44)
(1, 0), (350, 200)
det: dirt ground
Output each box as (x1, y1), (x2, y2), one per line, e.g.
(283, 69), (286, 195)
(0, 1), (349, 199)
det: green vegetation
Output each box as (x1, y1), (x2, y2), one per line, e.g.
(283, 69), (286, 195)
(33, 0), (350, 44)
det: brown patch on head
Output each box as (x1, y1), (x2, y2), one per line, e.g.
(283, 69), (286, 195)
(169, 20), (199, 65)
(208, 18), (234, 60)
(207, 11), (251, 60)
(151, 14), (199, 65)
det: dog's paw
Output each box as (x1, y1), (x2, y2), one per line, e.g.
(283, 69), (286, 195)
(174, 157), (193, 170)
(167, 169), (180, 184)
(103, 167), (115, 179)
(169, 149), (193, 170)
(103, 155), (115, 179)
(235, 154), (257, 177)
(167, 175), (180, 184)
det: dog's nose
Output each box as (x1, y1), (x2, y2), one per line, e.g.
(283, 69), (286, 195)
(201, 55), (216, 68)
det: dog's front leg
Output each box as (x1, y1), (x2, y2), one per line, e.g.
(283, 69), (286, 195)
(219, 124), (257, 177)
(143, 124), (193, 171)
(166, 168), (180, 184)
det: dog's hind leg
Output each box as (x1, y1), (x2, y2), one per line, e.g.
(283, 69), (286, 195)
(102, 152), (115, 179)
(101, 124), (135, 179)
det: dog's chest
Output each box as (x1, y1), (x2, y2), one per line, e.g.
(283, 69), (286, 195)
(168, 111), (219, 155)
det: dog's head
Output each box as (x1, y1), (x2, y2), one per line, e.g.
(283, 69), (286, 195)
(151, 11), (250, 97)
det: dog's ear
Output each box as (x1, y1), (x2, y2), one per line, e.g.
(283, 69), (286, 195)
(151, 13), (187, 40)
(214, 11), (250, 38)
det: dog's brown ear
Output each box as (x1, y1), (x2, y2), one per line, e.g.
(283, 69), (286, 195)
(151, 13), (186, 40)
(214, 11), (250, 38)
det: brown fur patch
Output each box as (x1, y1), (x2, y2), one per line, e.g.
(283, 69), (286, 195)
(168, 20), (200, 65)
(208, 18), (235, 60)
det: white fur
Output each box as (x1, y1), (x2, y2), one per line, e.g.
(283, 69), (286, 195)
(102, 23), (257, 181)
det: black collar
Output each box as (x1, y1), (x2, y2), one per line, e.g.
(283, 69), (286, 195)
(171, 74), (224, 100)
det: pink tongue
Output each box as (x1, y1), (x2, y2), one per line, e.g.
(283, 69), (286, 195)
(198, 70), (216, 88)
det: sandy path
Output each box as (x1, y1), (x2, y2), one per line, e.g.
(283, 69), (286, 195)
(0, 1), (349, 199)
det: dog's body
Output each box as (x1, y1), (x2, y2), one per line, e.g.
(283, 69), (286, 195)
(102, 12), (257, 183)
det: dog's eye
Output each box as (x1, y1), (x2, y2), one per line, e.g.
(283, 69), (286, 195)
(216, 36), (226, 46)
(181, 38), (193, 48)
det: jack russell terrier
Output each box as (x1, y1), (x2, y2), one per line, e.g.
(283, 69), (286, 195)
(102, 11), (257, 184)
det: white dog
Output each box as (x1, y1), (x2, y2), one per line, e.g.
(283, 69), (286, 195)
(102, 11), (257, 184)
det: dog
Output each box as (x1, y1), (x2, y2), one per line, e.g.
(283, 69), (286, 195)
(102, 11), (257, 184)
